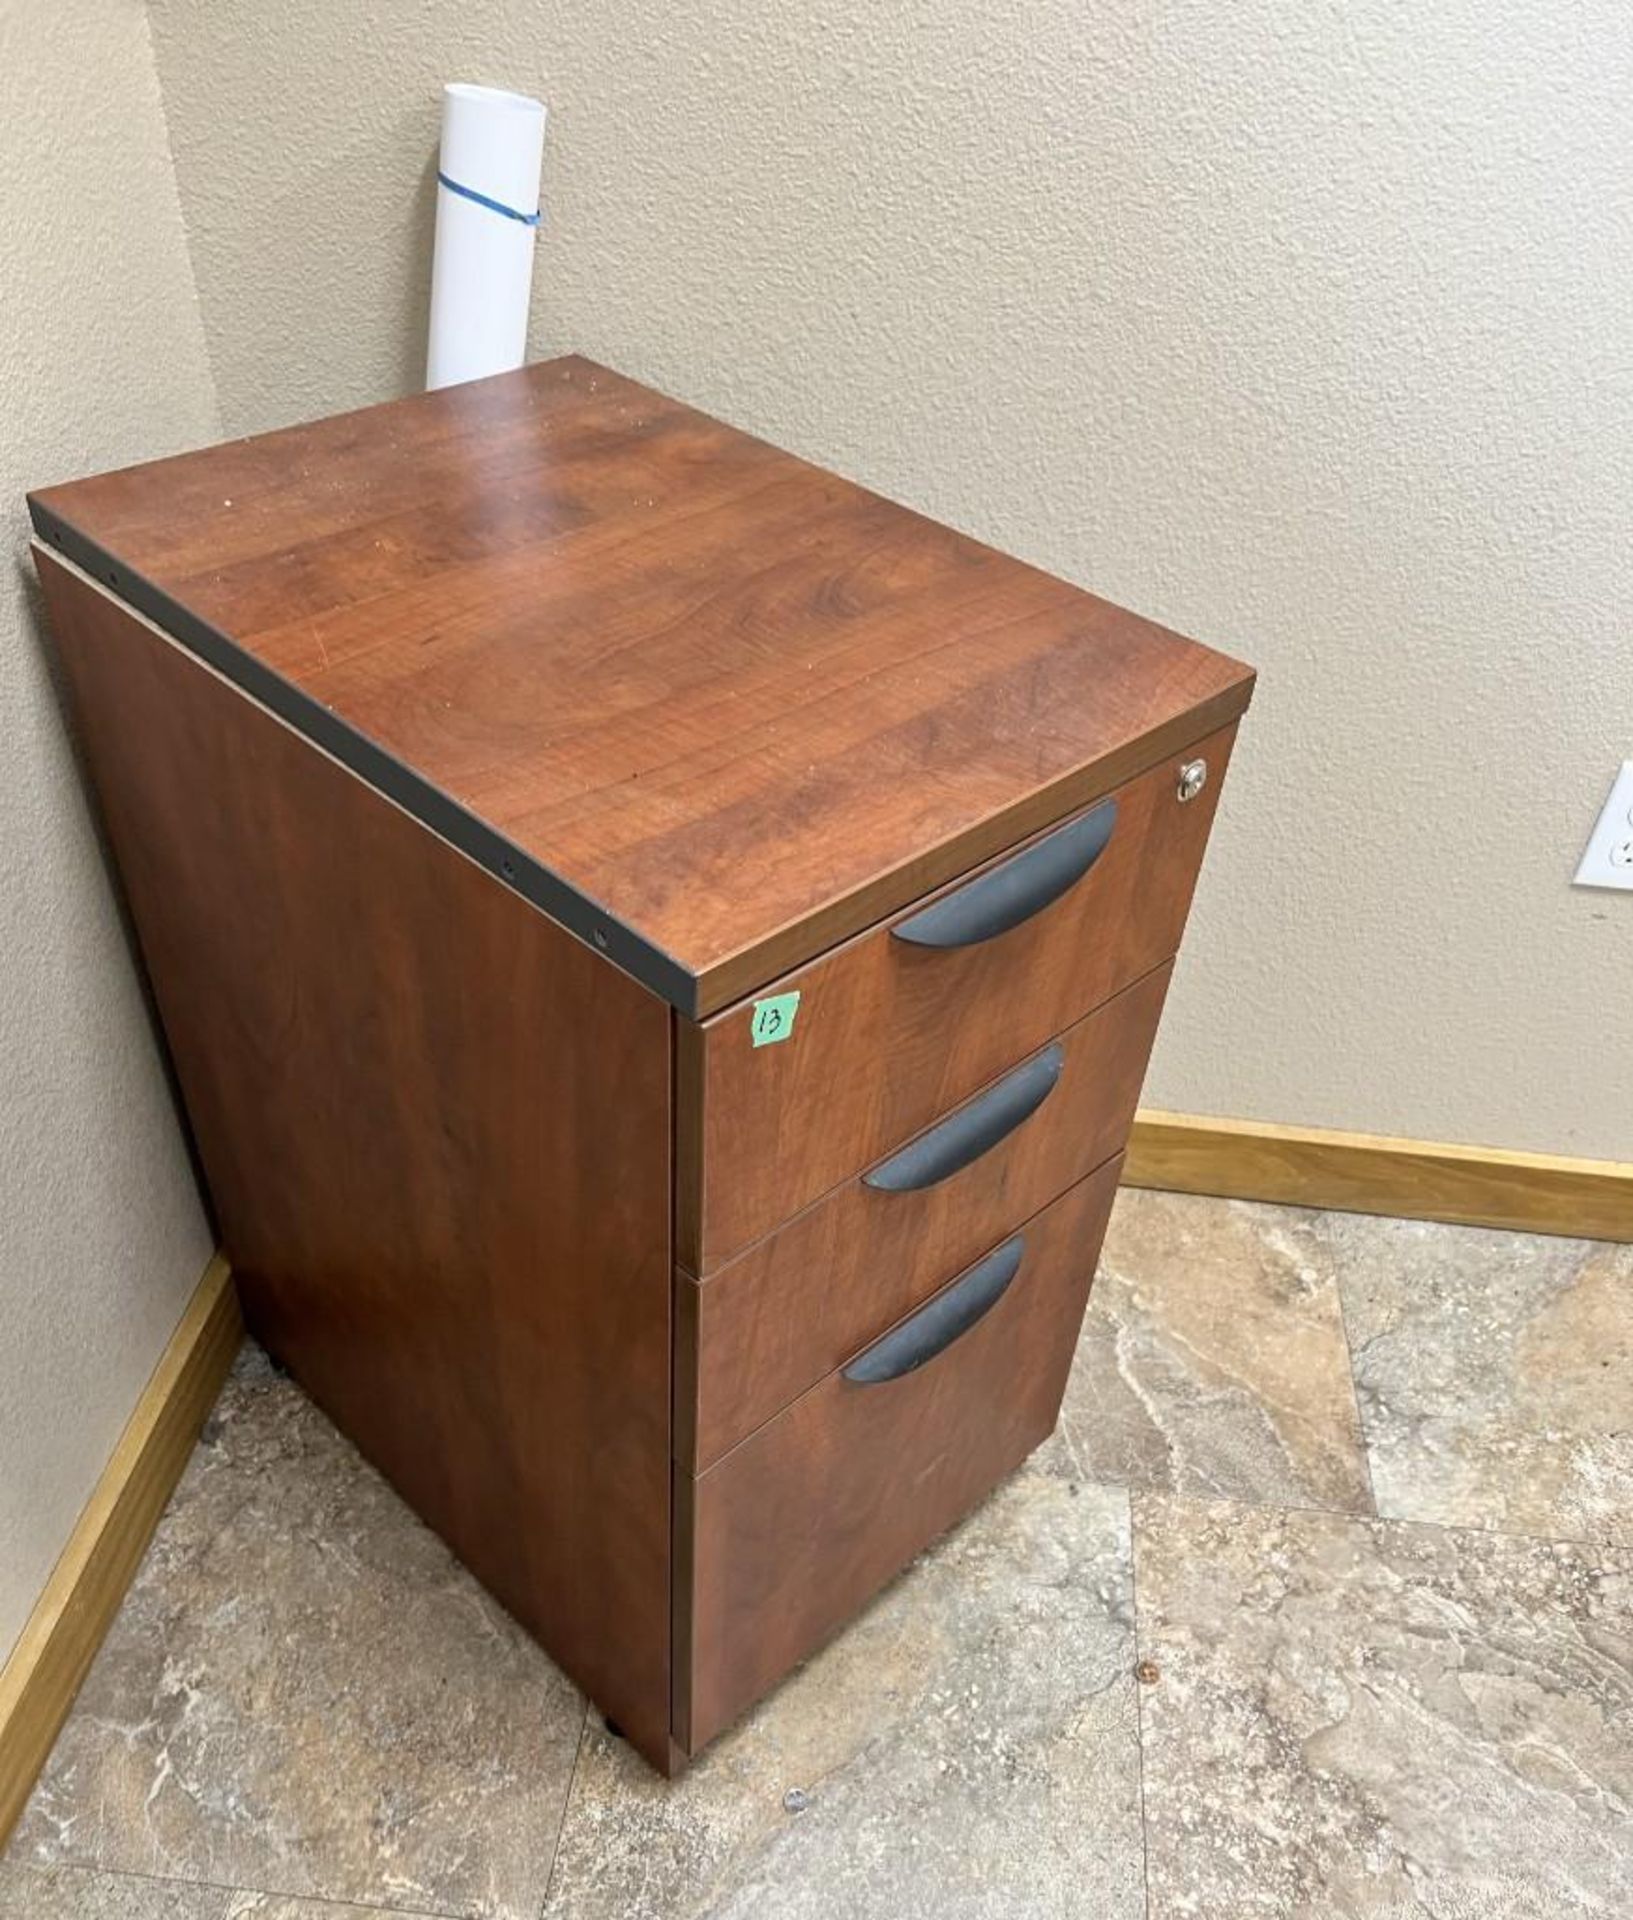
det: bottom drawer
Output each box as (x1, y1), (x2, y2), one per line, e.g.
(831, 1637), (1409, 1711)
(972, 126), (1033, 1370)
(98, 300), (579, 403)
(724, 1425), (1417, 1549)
(676, 1157), (1121, 1754)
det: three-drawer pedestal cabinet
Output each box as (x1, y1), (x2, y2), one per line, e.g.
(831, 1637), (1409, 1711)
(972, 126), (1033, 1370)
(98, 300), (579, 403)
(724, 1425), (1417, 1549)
(30, 358), (1254, 1774)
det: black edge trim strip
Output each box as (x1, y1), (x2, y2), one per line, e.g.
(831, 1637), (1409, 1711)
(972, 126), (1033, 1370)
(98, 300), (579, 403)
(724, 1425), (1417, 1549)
(28, 498), (700, 1016)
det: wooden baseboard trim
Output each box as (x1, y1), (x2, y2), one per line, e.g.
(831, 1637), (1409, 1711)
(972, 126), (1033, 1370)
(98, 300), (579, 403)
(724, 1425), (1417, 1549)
(0, 1254), (241, 1847)
(1125, 1111), (1633, 1244)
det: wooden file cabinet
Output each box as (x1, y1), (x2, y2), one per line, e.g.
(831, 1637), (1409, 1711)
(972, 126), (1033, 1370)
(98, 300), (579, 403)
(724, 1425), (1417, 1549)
(30, 357), (1254, 1773)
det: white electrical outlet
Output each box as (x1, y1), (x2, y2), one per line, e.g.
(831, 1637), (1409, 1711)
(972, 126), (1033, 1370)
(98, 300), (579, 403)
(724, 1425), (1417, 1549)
(1574, 761), (1633, 891)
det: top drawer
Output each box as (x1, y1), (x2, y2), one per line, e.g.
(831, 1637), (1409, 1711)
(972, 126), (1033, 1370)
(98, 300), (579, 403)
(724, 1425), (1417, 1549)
(679, 724), (1236, 1271)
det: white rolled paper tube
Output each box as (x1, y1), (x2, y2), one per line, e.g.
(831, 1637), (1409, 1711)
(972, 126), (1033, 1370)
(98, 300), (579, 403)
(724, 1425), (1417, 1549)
(426, 83), (547, 391)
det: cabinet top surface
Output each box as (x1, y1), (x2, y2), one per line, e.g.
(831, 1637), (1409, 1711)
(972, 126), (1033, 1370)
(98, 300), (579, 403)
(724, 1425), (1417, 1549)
(31, 356), (1252, 1014)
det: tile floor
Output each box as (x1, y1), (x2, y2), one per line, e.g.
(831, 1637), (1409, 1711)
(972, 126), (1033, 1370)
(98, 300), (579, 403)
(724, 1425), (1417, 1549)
(3, 1189), (1629, 1918)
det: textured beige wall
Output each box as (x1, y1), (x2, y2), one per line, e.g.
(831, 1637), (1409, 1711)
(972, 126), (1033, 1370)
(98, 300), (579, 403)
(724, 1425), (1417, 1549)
(148, 0), (1632, 1160)
(0, 2), (219, 1660)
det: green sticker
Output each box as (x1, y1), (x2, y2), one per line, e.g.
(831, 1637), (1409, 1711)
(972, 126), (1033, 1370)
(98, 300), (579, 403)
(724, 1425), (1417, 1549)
(750, 990), (801, 1048)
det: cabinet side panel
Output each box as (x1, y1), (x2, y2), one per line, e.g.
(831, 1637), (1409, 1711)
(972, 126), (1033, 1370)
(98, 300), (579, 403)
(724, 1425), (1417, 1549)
(36, 554), (674, 1765)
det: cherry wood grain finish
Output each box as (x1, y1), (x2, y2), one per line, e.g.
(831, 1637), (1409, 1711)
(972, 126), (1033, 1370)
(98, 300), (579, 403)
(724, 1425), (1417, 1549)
(682, 729), (1235, 1272)
(34, 553), (676, 1770)
(679, 1160), (1121, 1754)
(31, 356), (1254, 1014)
(679, 964), (1171, 1469)
(31, 362), (1256, 1776)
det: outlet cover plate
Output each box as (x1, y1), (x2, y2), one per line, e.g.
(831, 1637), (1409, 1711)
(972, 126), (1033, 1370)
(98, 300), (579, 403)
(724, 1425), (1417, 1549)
(1574, 760), (1633, 891)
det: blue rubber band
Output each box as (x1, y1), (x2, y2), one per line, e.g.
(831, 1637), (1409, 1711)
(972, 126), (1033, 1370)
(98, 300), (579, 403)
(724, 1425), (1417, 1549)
(436, 171), (540, 226)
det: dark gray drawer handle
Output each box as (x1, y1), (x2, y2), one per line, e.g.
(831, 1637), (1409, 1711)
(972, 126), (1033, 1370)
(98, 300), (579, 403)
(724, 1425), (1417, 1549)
(891, 799), (1117, 950)
(843, 1235), (1024, 1385)
(864, 1044), (1065, 1194)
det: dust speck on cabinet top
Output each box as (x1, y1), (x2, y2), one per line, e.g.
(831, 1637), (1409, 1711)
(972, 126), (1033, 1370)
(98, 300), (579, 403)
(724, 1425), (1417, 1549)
(28, 355), (1253, 1016)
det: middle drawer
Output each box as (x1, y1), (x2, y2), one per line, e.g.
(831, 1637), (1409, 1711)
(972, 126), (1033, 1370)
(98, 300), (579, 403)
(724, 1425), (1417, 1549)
(676, 960), (1169, 1470)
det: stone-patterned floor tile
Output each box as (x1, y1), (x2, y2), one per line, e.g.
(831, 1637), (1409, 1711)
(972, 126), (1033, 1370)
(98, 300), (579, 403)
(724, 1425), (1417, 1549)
(543, 1462), (1143, 1920)
(6, 1348), (585, 1920)
(0, 1863), (416, 1918)
(1060, 1188), (1373, 1512)
(222, 1891), (438, 1918)
(1134, 1492), (1633, 1918)
(1334, 1215), (1633, 1544)
(0, 1863), (228, 1919)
